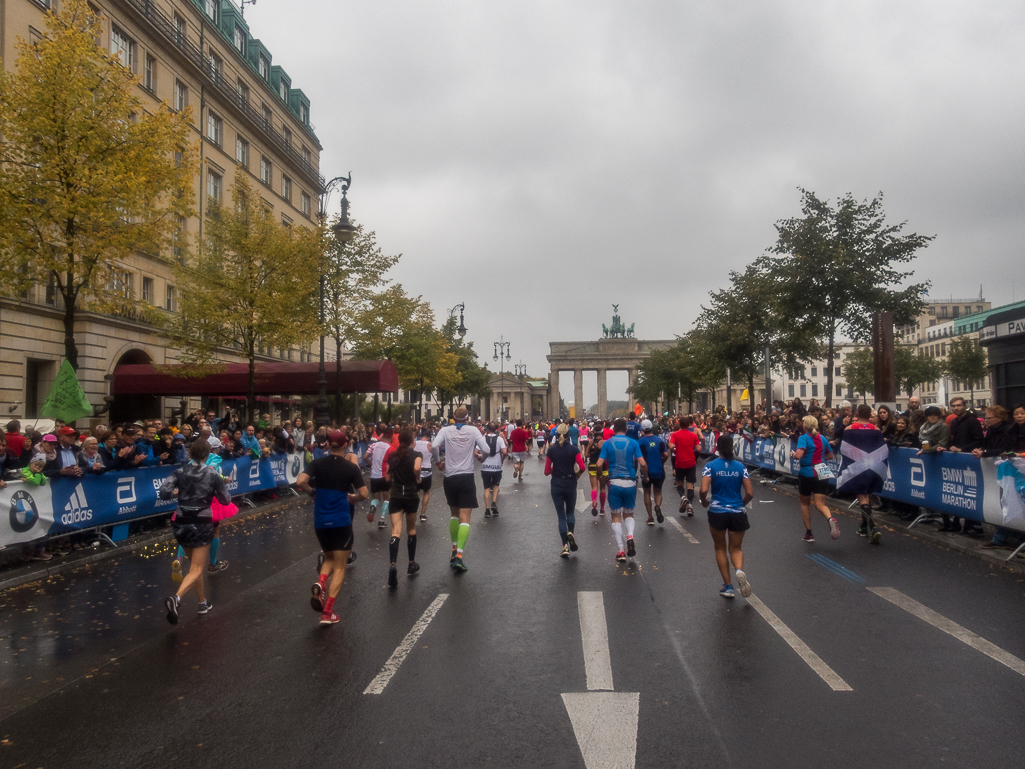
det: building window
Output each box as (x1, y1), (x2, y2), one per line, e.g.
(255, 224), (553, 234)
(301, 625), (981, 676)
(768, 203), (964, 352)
(300, 191), (311, 217)
(208, 51), (222, 83)
(207, 112), (222, 146)
(204, 0), (217, 21)
(788, 384), (794, 398)
(144, 54), (157, 92)
(110, 26), (135, 70)
(836, 384), (843, 396)
(207, 170), (222, 202)
(108, 269), (134, 299)
(237, 78), (249, 106)
(261, 104), (272, 130)
(165, 284), (177, 312)
(233, 25), (245, 53)
(811, 366), (817, 377)
(281, 175), (291, 201)
(258, 54), (269, 79)
(282, 126), (292, 148)
(800, 384), (807, 397)
(173, 80), (188, 112)
(260, 157), (271, 186)
(300, 103), (309, 124)
(281, 214), (292, 228)
(301, 145), (311, 167)
(142, 277), (154, 303)
(174, 14), (187, 46)
(835, 366), (841, 376)
(236, 136), (249, 167)
(811, 384), (818, 397)
(279, 80), (288, 100)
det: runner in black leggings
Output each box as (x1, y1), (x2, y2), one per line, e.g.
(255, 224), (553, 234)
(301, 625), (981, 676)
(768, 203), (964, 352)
(545, 423), (587, 558)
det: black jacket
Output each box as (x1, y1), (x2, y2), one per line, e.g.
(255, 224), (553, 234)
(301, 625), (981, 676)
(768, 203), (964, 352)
(949, 412), (985, 451)
(43, 445), (79, 478)
(979, 421), (1015, 457)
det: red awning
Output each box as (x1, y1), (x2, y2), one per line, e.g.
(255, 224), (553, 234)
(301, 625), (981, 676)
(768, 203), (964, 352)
(112, 361), (398, 396)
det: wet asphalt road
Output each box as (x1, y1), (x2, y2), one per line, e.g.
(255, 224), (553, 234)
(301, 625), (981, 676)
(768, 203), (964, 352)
(2, 455), (1024, 769)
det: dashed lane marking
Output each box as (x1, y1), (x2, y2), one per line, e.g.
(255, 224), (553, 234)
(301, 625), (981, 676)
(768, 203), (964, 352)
(746, 594), (853, 692)
(869, 587), (1025, 676)
(363, 593), (449, 695)
(665, 514), (700, 544)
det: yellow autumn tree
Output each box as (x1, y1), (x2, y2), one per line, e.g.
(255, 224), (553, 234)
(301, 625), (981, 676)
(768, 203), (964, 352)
(165, 172), (321, 420)
(0, 0), (197, 369)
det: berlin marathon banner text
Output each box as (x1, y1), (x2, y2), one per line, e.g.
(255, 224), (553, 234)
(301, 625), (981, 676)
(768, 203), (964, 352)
(1, 452), (306, 549)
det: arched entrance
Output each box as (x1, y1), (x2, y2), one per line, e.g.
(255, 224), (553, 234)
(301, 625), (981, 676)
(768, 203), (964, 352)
(109, 349), (158, 424)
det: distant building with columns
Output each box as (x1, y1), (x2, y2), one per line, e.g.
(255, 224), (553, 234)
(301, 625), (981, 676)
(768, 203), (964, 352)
(547, 338), (675, 419)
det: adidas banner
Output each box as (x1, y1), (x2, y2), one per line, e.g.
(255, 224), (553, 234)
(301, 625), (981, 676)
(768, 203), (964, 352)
(702, 433), (1024, 533)
(0, 451), (307, 549)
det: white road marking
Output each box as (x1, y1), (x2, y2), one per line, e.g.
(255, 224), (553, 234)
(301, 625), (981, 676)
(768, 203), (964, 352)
(746, 594), (853, 692)
(869, 587), (1025, 676)
(665, 514), (700, 544)
(577, 591), (615, 691)
(363, 593), (449, 695)
(564, 591), (640, 769)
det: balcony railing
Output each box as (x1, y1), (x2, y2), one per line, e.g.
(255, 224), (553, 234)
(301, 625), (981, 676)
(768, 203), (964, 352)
(123, 0), (325, 191)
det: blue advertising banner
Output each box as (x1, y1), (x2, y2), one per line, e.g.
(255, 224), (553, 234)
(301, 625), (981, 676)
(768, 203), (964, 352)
(0, 451), (306, 549)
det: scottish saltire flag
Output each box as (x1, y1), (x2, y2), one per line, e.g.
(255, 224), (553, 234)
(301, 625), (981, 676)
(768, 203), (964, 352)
(836, 427), (888, 495)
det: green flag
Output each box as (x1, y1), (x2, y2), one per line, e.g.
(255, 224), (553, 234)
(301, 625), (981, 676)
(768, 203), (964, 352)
(40, 360), (93, 424)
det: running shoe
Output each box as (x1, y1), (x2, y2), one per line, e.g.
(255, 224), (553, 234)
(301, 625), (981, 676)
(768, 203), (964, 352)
(171, 558), (183, 585)
(310, 582), (325, 612)
(420, 513), (428, 522)
(591, 504), (599, 517)
(686, 503), (694, 518)
(316, 552), (326, 572)
(679, 499), (687, 514)
(491, 504), (499, 517)
(388, 564), (398, 588)
(735, 570), (751, 598)
(207, 560), (228, 573)
(567, 532), (578, 552)
(347, 551), (357, 565)
(197, 600), (213, 615)
(165, 595), (180, 625)
(319, 612), (340, 626)
(616, 550), (627, 563)
(870, 528), (882, 545)
(484, 507), (492, 518)
(600, 509), (606, 517)
(367, 509), (375, 523)
(858, 525), (868, 537)
(377, 518), (387, 529)
(655, 505), (664, 524)
(512, 470), (518, 479)
(450, 546), (458, 564)
(801, 532), (815, 543)
(452, 554), (468, 572)
(829, 518), (841, 540)
(719, 584), (735, 599)
(646, 515), (655, 526)
(627, 537), (636, 558)
(561, 544), (570, 558)
(407, 562), (420, 576)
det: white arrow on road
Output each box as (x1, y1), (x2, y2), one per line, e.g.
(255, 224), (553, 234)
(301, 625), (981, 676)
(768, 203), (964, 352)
(562, 591), (640, 769)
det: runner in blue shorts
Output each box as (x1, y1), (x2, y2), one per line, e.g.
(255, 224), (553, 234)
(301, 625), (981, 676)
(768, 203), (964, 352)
(597, 418), (646, 563)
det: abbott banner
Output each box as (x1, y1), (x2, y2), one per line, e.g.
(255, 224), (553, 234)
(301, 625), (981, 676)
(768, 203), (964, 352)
(0, 451), (306, 549)
(719, 433), (1025, 535)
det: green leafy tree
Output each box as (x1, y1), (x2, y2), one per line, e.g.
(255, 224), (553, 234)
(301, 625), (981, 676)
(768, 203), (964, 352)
(842, 347), (874, 402)
(321, 221), (399, 421)
(895, 346), (944, 400)
(165, 173), (321, 419)
(944, 336), (988, 407)
(767, 189), (933, 406)
(0, 0), (196, 369)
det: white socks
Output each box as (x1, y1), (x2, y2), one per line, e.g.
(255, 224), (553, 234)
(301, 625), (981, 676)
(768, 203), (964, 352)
(611, 521), (625, 551)
(624, 516), (636, 538)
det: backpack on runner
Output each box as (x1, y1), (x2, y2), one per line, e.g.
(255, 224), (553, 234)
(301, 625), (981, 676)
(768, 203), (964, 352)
(485, 433), (499, 457)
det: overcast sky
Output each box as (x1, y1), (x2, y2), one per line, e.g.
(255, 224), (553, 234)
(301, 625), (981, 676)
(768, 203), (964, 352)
(246, 0), (1024, 406)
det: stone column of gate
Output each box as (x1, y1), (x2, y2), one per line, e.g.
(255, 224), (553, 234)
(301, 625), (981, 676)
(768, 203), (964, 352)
(627, 368), (636, 411)
(549, 369), (560, 419)
(596, 368), (608, 418)
(574, 368), (584, 421)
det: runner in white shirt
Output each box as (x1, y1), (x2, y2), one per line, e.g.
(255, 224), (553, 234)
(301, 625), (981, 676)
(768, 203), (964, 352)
(432, 406), (492, 572)
(476, 422), (507, 518)
(414, 430), (434, 523)
(363, 424), (392, 529)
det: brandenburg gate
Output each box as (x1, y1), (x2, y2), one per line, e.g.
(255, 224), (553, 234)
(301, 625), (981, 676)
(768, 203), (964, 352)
(547, 307), (674, 419)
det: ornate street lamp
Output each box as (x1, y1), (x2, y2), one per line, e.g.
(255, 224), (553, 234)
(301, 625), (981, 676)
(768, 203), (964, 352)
(315, 174), (357, 428)
(493, 337), (511, 419)
(448, 302), (467, 338)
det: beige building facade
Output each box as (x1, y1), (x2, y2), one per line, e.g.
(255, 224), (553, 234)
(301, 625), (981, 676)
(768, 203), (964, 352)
(0, 0), (326, 425)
